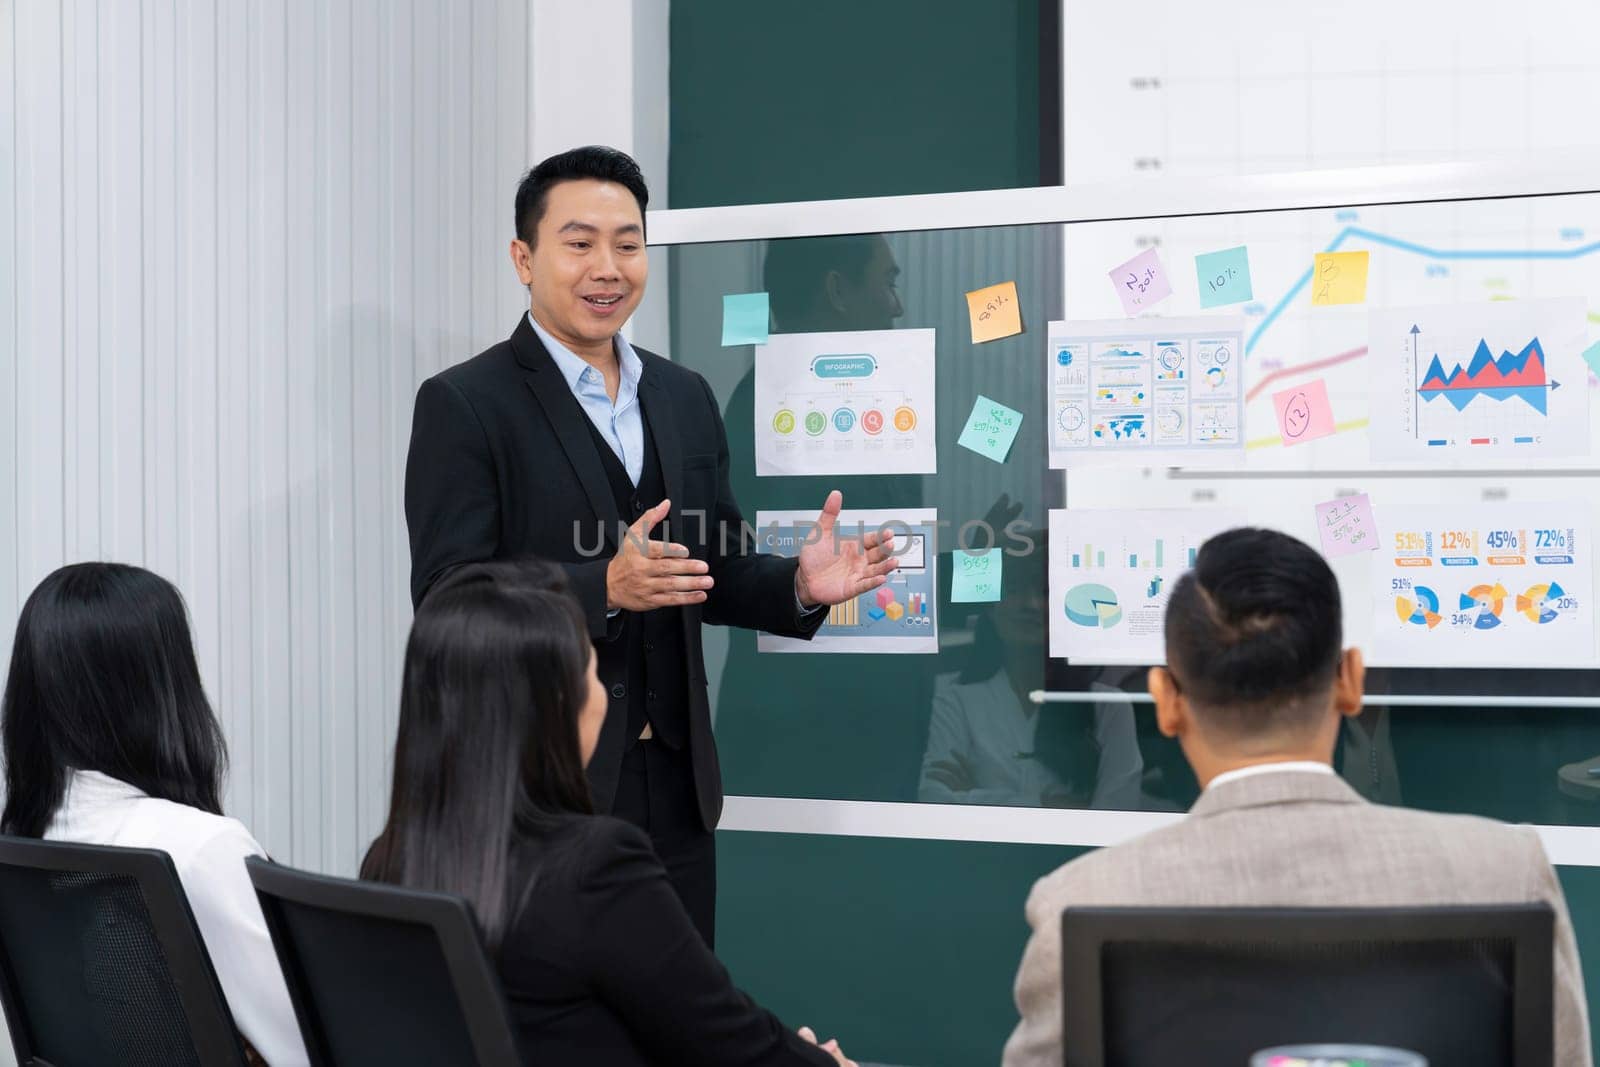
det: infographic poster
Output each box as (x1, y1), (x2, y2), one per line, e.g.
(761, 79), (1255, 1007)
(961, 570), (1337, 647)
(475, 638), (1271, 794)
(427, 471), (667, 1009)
(1048, 508), (1244, 664)
(754, 329), (938, 477)
(755, 508), (939, 654)
(1373, 503), (1595, 668)
(1368, 299), (1589, 462)
(1047, 317), (1247, 469)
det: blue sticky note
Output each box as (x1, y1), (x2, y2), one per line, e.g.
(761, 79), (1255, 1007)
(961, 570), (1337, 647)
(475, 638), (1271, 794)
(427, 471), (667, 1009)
(1195, 245), (1253, 308)
(957, 394), (1023, 463)
(952, 548), (1003, 603)
(721, 292), (770, 346)
(1584, 340), (1600, 378)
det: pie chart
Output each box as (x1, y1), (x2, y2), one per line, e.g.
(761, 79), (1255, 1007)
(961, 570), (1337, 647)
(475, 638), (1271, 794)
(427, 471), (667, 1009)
(1065, 583), (1122, 629)
(1395, 585), (1442, 629)
(1517, 581), (1565, 625)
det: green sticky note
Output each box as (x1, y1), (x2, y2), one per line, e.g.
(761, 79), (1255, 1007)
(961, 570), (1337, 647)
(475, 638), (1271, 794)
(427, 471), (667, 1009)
(956, 394), (1023, 463)
(1583, 340), (1600, 378)
(721, 292), (770, 346)
(952, 548), (1003, 603)
(1195, 245), (1253, 308)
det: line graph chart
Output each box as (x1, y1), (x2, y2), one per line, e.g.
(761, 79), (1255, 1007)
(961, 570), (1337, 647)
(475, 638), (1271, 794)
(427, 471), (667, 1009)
(1246, 227), (1600, 357)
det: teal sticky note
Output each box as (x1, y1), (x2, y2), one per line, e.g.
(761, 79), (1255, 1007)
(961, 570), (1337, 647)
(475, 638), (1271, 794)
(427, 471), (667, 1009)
(1583, 340), (1600, 378)
(957, 394), (1023, 463)
(952, 548), (1003, 603)
(721, 292), (770, 346)
(1195, 245), (1253, 308)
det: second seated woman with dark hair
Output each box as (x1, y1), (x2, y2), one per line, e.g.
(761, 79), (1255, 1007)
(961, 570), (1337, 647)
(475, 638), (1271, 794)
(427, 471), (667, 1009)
(361, 561), (855, 1067)
(2, 562), (307, 1065)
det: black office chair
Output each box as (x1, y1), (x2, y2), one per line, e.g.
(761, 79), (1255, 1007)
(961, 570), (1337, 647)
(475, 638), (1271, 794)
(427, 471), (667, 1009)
(1060, 904), (1555, 1067)
(246, 856), (521, 1067)
(0, 835), (250, 1066)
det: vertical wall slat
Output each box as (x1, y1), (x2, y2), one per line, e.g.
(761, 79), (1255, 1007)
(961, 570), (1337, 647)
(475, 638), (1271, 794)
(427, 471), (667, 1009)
(349, 0), (383, 867)
(246, 0), (292, 857)
(284, 0), (323, 871)
(176, 0), (222, 712)
(0, 1), (19, 654)
(142, 0), (177, 579)
(99, 0), (145, 566)
(214, 0), (254, 824)
(15, 2), (66, 592)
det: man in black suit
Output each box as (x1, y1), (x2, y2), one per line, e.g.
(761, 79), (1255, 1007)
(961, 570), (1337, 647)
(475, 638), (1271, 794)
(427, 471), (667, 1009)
(404, 146), (896, 944)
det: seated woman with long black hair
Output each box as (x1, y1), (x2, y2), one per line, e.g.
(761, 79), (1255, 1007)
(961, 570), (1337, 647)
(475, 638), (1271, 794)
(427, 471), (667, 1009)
(1, 563), (307, 1065)
(362, 561), (853, 1067)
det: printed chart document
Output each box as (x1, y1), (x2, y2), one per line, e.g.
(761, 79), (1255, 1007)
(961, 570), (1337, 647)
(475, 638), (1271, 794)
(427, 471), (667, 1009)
(1048, 508), (1243, 664)
(1047, 317), (1246, 468)
(756, 508), (939, 654)
(1373, 503), (1595, 668)
(754, 329), (937, 476)
(1368, 298), (1589, 462)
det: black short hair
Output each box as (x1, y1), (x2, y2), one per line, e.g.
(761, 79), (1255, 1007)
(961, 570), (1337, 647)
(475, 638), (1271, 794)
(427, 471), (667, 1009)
(762, 234), (881, 326)
(514, 145), (649, 246)
(1164, 527), (1343, 740)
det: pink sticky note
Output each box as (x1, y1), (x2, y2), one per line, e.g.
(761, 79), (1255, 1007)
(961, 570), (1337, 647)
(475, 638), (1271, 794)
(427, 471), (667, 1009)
(1271, 378), (1336, 446)
(1108, 247), (1172, 316)
(1315, 493), (1380, 557)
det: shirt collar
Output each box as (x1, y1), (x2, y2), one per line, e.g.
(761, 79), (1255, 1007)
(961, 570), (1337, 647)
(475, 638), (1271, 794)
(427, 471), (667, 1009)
(1205, 760), (1335, 792)
(64, 768), (149, 804)
(526, 311), (642, 397)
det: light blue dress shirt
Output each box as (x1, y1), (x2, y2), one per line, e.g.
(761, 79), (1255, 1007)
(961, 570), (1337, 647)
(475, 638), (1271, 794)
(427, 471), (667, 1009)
(529, 312), (820, 619)
(528, 312), (645, 486)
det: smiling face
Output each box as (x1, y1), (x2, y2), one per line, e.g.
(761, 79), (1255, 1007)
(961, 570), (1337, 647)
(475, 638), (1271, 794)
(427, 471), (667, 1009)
(511, 178), (648, 359)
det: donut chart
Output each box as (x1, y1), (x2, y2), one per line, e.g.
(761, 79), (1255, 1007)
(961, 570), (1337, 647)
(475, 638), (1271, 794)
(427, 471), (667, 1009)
(1517, 581), (1566, 624)
(1459, 582), (1507, 630)
(1395, 585), (1442, 628)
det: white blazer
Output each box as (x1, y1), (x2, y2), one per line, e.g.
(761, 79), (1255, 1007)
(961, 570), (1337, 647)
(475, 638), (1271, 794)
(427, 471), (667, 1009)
(44, 769), (309, 1066)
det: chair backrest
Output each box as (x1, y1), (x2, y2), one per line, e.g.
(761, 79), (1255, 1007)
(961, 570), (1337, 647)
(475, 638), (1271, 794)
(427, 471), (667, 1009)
(1061, 904), (1555, 1067)
(0, 835), (248, 1067)
(246, 856), (521, 1067)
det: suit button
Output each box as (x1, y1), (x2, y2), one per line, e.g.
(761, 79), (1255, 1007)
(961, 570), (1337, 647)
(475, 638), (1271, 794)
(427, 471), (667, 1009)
(610, 683), (626, 699)
(647, 689), (656, 701)
(644, 641), (654, 653)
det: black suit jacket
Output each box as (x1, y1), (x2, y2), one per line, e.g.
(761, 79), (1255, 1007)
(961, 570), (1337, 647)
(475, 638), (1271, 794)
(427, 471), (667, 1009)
(404, 316), (824, 827)
(499, 816), (834, 1066)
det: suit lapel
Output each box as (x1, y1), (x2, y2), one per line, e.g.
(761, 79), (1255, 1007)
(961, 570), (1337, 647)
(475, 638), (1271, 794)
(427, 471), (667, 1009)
(639, 362), (685, 542)
(512, 317), (624, 553)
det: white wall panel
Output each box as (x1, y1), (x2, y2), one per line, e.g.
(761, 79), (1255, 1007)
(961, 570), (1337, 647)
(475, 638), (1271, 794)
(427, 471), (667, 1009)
(4, 0), (535, 876)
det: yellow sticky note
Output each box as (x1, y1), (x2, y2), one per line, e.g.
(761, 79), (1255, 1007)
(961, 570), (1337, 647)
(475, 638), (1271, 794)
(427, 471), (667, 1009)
(965, 281), (1023, 343)
(1311, 251), (1369, 306)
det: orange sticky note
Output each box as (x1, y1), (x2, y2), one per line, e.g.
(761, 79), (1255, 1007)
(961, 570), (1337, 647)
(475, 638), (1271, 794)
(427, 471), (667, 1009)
(966, 281), (1023, 343)
(1310, 251), (1369, 305)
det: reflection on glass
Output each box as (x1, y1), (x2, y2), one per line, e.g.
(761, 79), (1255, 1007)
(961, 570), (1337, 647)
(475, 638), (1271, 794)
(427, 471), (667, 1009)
(920, 532), (1145, 809)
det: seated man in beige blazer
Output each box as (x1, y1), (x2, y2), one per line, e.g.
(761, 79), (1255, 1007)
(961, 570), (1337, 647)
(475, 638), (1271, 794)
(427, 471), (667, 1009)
(1003, 527), (1590, 1067)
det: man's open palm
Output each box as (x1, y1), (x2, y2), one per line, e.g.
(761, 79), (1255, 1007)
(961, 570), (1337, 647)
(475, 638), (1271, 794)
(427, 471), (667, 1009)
(795, 491), (899, 608)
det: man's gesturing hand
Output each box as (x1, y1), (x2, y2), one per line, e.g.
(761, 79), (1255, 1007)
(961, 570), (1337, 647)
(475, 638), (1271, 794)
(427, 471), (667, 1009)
(794, 490), (899, 608)
(605, 499), (714, 612)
